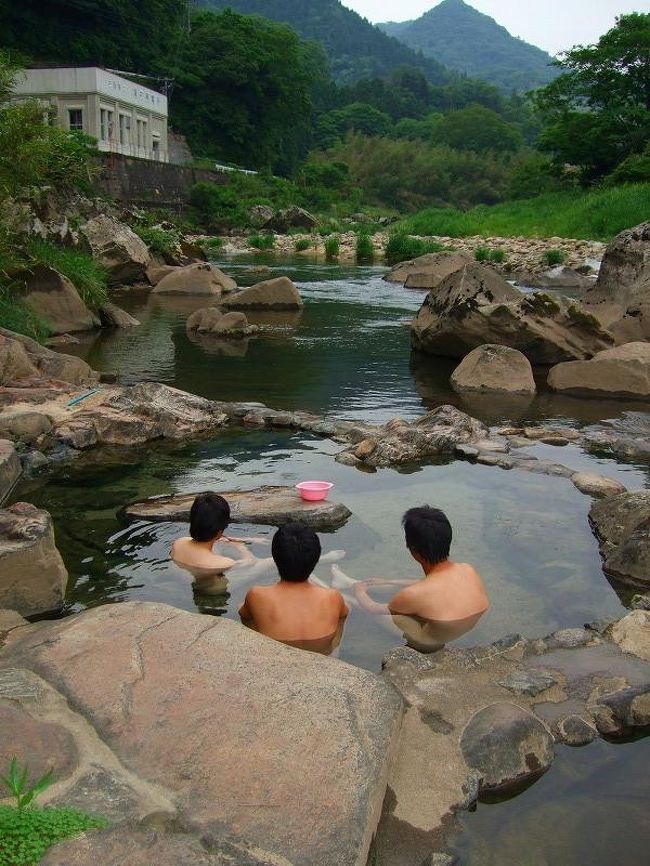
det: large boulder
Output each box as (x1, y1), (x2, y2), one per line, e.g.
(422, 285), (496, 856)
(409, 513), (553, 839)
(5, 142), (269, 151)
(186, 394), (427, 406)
(548, 342), (650, 399)
(153, 263), (236, 296)
(263, 206), (317, 232)
(221, 276), (303, 310)
(450, 345), (536, 395)
(411, 263), (614, 364)
(460, 703), (554, 793)
(81, 215), (151, 286)
(186, 308), (258, 338)
(384, 251), (472, 288)
(0, 440), (21, 503)
(610, 610), (650, 662)
(53, 383), (229, 449)
(589, 491), (650, 588)
(0, 502), (68, 616)
(123, 485), (352, 531)
(2, 602), (403, 866)
(20, 266), (99, 335)
(249, 204), (275, 227)
(0, 328), (98, 386)
(583, 222), (650, 343)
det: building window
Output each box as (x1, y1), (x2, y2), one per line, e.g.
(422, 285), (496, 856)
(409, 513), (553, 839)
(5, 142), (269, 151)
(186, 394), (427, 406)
(100, 109), (114, 142)
(136, 119), (147, 149)
(68, 108), (83, 132)
(119, 113), (131, 146)
(152, 138), (160, 159)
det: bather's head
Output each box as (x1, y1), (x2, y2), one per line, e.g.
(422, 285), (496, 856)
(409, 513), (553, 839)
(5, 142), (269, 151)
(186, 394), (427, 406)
(402, 506), (452, 569)
(189, 493), (230, 543)
(272, 522), (322, 582)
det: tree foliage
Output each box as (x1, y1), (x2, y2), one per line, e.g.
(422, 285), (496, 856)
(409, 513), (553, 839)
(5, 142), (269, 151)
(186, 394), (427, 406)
(436, 104), (523, 152)
(535, 13), (650, 180)
(0, 0), (187, 72)
(170, 10), (318, 174)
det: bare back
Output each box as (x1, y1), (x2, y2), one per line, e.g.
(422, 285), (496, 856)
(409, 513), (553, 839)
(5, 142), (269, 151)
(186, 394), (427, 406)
(241, 581), (349, 642)
(389, 561), (489, 622)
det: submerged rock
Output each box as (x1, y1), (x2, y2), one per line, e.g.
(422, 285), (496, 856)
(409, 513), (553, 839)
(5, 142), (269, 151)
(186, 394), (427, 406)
(221, 276), (303, 310)
(186, 307), (258, 338)
(571, 472), (627, 499)
(460, 703), (554, 793)
(123, 485), (352, 531)
(450, 344), (536, 395)
(411, 263), (613, 364)
(3, 602), (403, 866)
(548, 342), (650, 399)
(0, 502), (68, 616)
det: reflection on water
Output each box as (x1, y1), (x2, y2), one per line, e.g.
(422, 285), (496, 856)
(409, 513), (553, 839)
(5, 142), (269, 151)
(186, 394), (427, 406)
(451, 738), (650, 866)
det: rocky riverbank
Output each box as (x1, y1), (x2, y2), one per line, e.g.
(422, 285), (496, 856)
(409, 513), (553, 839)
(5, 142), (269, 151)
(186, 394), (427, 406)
(217, 231), (606, 279)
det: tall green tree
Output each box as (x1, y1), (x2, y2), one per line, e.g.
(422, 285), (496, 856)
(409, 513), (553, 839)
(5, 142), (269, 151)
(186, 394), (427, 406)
(170, 10), (318, 174)
(535, 13), (650, 180)
(0, 0), (188, 73)
(436, 104), (523, 153)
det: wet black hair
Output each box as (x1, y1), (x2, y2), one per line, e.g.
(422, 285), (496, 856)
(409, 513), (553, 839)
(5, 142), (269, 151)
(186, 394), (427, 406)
(402, 506), (452, 565)
(271, 522), (321, 582)
(189, 493), (230, 542)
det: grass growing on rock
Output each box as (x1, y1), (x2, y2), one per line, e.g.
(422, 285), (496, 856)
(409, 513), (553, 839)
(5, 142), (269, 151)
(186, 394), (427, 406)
(398, 183), (650, 241)
(385, 233), (443, 265)
(26, 239), (108, 309)
(324, 234), (340, 258)
(0, 805), (108, 865)
(355, 232), (374, 263)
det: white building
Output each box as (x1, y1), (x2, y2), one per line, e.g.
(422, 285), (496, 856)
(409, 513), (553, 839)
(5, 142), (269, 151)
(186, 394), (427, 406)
(12, 66), (169, 162)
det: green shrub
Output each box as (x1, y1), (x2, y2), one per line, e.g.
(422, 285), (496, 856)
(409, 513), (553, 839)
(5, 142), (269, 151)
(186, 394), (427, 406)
(324, 235), (340, 259)
(200, 236), (223, 253)
(132, 224), (181, 260)
(489, 249), (507, 263)
(356, 232), (374, 263)
(0, 291), (49, 342)
(294, 238), (311, 252)
(26, 240), (108, 309)
(249, 233), (275, 250)
(474, 246), (490, 262)
(543, 248), (567, 267)
(0, 806), (107, 865)
(385, 234), (443, 265)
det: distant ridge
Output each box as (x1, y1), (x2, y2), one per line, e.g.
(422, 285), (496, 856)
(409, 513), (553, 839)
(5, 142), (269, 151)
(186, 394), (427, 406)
(193, 0), (451, 84)
(379, 0), (558, 91)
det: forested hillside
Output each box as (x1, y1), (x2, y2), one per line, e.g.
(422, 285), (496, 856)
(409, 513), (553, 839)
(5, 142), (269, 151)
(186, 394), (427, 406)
(193, 0), (450, 84)
(380, 0), (558, 92)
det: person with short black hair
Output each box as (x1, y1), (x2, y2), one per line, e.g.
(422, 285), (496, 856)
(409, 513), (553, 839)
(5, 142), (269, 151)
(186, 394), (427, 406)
(171, 493), (255, 581)
(351, 505), (489, 651)
(239, 522), (349, 655)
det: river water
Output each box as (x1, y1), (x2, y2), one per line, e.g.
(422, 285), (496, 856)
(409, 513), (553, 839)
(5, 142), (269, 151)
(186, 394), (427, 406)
(12, 255), (649, 863)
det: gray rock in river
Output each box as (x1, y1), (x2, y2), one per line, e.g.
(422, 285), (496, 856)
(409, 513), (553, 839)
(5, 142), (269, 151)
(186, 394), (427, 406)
(0, 502), (68, 617)
(450, 344), (536, 395)
(81, 215), (151, 286)
(460, 703), (554, 793)
(123, 485), (352, 531)
(589, 491), (650, 589)
(411, 262), (614, 364)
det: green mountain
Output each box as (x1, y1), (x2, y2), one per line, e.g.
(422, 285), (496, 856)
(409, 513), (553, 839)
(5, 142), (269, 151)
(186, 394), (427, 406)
(379, 0), (558, 92)
(193, 0), (451, 84)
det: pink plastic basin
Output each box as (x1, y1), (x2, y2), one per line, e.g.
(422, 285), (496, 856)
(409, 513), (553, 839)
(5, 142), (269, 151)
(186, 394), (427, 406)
(296, 481), (334, 502)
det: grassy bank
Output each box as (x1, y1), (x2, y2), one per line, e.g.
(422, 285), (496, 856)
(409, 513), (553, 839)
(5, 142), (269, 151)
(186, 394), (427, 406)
(398, 184), (650, 242)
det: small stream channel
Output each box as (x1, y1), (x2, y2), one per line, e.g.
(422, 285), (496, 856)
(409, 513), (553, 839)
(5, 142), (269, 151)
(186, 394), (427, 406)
(11, 255), (649, 863)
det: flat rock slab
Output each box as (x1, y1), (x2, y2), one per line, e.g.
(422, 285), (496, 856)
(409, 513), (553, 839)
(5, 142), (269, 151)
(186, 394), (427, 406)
(123, 486), (352, 530)
(4, 603), (403, 866)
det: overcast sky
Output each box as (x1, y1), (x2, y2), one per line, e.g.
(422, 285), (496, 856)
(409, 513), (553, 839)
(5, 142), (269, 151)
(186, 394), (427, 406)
(343, 1), (646, 54)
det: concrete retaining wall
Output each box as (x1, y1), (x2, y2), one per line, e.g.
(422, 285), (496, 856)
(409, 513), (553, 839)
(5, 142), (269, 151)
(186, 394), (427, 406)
(96, 153), (227, 209)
